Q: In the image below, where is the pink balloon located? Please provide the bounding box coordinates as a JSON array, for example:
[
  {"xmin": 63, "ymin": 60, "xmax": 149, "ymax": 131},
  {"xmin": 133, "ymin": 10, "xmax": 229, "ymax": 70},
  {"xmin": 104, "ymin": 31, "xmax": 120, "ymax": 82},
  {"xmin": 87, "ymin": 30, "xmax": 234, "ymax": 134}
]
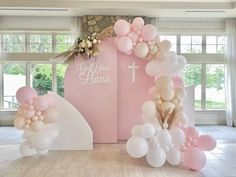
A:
[
  {"xmin": 184, "ymin": 127, "xmax": 199, "ymax": 139},
  {"xmin": 148, "ymin": 86, "xmax": 156, "ymax": 98},
  {"xmin": 141, "ymin": 24, "xmax": 157, "ymax": 41},
  {"xmin": 132, "ymin": 17, "xmax": 145, "ymax": 27},
  {"xmin": 117, "ymin": 36, "xmax": 133, "ymax": 53},
  {"xmin": 184, "ymin": 147, "xmax": 206, "ymax": 171},
  {"xmin": 114, "ymin": 37, "xmax": 118, "ymax": 45},
  {"xmin": 33, "ymin": 96, "xmax": 49, "ymax": 111},
  {"xmin": 16, "ymin": 86, "xmax": 38, "ymax": 104},
  {"xmin": 172, "ymin": 76, "xmax": 184, "ymax": 88},
  {"xmin": 197, "ymin": 135, "xmax": 216, "ymax": 151},
  {"xmin": 125, "ymin": 50, "xmax": 133, "ymax": 55},
  {"xmin": 114, "ymin": 19, "xmax": 131, "ymax": 36}
]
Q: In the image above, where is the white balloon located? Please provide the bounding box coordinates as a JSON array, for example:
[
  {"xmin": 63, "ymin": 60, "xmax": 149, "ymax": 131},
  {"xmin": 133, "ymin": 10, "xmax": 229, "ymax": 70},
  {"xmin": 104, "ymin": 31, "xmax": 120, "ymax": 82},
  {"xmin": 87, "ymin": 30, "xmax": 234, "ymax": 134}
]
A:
[
  {"xmin": 149, "ymin": 136, "xmax": 160, "ymax": 149},
  {"xmin": 131, "ymin": 125, "xmax": 141, "ymax": 136},
  {"xmin": 166, "ymin": 148, "xmax": 182, "ymax": 165},
  {"xmin": 175, "ymin": 55, "xmax": 187, "ymax": 73},
  {"xmin": 19, "ymin": 142, "xmax": 36, "ymax": 157},
  {"xmin": 156, "ymin": 76, "xmax": 173, "ymax": 90},
  {"xmin": 174, "ymin": 87, "xmax": 186, "ymax": 99},
  {"xmin": 162, "ymin": 55, "xmax": 177, "ymax": 74},
  {"xmin": 14, "ymin": 118, "xmax": 25, "ymax": 129},
  {"xmin": 140, "ymin": 123, "xmax": 155, "ymax": 139},
  {"xmin": 126, "ymin": 136, "xmax": 149, "ymax": 158},
  {"xmin": 160, "ymin": 88, "xmax": 174, "ymax": 101},
  {"xmin": 142, "ymin": 101, "xmax": 157, "ymax": 119},
  {"xmin": 146, "ymin": 147, "xmax": 166, "ymax": 167},
  {"xmin": 145, "ymin": 60, "xmax": 162, "ymax": 77},
  {"xmin": 158, "ymin": 130, "xmax": 172, "ymax": 146},
  {"xmin": 134, "ymin": 42, "xmax": 149, "ymax": 58},
  {"xmin": 31, "ymin": 121, "xmax": 44, "ymax": 132},
  {"xmin": 149, "ymin": 120, "xmax": 162, "ymax": 133},
  {"xmin": 31, "ymin": 131, "xmax": 53, "ymax": 151},
  {"xmin": 169, "ymin": 128, "xmax": 185, "ymax": 147}
]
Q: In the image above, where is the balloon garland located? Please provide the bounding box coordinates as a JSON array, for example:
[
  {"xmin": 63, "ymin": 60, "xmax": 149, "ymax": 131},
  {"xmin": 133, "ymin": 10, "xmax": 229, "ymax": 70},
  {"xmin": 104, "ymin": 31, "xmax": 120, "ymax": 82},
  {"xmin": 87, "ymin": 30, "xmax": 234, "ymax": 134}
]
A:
[
  {"xmin": 114, "ymin": 17, "xmax": 216, "ymax": 171},
  {"xmin": 14, "ymin": 87, "xmax": 59, "ymax": 156}
]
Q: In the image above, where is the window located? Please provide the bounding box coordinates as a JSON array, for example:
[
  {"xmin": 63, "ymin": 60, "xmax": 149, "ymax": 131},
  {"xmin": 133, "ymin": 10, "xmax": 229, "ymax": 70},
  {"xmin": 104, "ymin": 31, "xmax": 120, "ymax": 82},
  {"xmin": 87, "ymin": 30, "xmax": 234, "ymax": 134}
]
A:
[
  {"xmin": 183, "ymin": 64, "xmax": 202, "ymax": 109},
  {"xmin": 3, "ymin": 63, "xmax": 26, "ymax": 109},
  {"xmin": 183, "ymin": 63, "xmax": 226, "ymax": 110},
  {"xmin": 206, "ymin": 36, "xmax": 227, "ymax": 54},
  {"xmin": 56, "ymin": 64, "xmax": 67, "ymax": 97},
  {"xmin": 55, "ymin": 34, "xmax": 72, "ymax": 53},
  {"xmin": 160, "ymin": 35, "xmax": 177, "ymax": 52},
  {"xmin": 180, "ymin": 36, "xmax": 202, "ymax": 53},
  {"xmin": 206, "ymin": 64, "xmax": 226, "ymax": 109},
  {"xmin": 29, "ymin": 34, "xmax": 52, "ymax": 53},
  {"xmin": 2, "ymin": 34, "xmax": 25, "ymax": 52},
  {"xmin": 30, "ymin": 64, "xmax": 52, "ymax": 95}
]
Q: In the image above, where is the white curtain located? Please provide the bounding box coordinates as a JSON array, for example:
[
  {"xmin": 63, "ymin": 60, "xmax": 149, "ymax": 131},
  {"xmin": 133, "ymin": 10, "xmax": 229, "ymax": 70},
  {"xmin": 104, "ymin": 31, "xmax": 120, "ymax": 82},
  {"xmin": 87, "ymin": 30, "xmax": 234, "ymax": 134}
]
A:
[
  {"xmin": 225, "ymin": 19, "xmax": 236, "ymax": 126},
  {"xmin": 71, "ymin": 17, "xmax": 82, "ymax": 41}
]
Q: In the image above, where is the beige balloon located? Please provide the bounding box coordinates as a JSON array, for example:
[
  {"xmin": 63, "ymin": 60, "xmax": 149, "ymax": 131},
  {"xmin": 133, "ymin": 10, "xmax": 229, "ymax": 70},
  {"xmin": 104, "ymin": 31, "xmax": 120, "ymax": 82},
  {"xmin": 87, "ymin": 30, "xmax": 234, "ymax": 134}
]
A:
[
  {"xmin": 43, "ymin": 107, "xmax": 60, "ymax": 123},
  {"xmin": 31, "ymin": 121, "xmax": 44, "ymax": 132},
  {"xmin": 14, "ymin": 118, "xmax": 25, "ymax": 129}
]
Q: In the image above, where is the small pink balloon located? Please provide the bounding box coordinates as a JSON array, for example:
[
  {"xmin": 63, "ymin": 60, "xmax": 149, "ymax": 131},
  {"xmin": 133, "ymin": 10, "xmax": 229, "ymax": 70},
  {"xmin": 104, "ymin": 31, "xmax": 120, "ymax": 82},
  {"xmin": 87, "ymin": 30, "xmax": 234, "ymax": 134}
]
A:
[
  {"xmin": 132, "ymin": 17, "xmax": 145, "ymax": 27},
  {"xmin": 184, "ymin": 127, "xmax": 199, "ymax": 139},
  {"xmin": 16, "ymin": 86, "xmax": 38, "ymax": 104},
  {"xmin": 132, "ymin": 34, "xmax": 139, "ymax": 42},
  {"xmin": 141, "ymin": 24, "xmax": 157, "ymax": 41},
  {"xmin": 197, "ymin": 135, "xmax": 216, "ymax": 151},
  {"xmin": 184, "ymin": 147, "xmax": 206, "ymax": 171},
  {"xmin": 27, "ymin": 104, "xmax": 34, "ymax": 110},
  {"xmin": 172, "ymin": 76, "xmax": 184, "ymax": 88},
  {"xmin": 117, "ymin": 36, "xmax": 133, "ymax": 53},
  {"xmin": 33, "ymin": 96, "xmax": 49, "ymax": 111},
  {"xmin": 148, "ymin": 86, "xmax": 156, "ymax": 98},
  {"xmin": 114, "ymin": 19, "xmax": 131, "ymax": 36},
  {"xmin": 24, "ymin": 110, "xmax": 35, "ymax": 119}
]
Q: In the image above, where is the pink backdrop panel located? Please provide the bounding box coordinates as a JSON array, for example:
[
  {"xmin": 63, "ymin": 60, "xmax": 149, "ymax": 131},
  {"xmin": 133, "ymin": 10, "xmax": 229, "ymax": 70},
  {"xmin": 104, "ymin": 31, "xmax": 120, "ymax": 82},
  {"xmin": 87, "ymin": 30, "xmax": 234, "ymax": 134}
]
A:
[
  {"xmin": 64, "ymin": 38, "xmax": 118, "ymax": 143},
  {"xmin": 118, "ymin": 52, "xmax": 153, "ymax": 140}
]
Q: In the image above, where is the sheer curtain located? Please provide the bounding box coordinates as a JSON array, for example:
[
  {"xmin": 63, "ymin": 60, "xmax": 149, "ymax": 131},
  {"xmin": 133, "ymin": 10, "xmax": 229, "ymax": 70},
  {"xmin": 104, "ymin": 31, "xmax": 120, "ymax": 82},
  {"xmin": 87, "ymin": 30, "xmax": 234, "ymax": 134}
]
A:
[
  {"xmin": 225, "ymin": 19, "xmax": 236, "ymax": 126},
  {"xmin": 71, "ymin": 17, "xmax": 82, "ymax": 41}
]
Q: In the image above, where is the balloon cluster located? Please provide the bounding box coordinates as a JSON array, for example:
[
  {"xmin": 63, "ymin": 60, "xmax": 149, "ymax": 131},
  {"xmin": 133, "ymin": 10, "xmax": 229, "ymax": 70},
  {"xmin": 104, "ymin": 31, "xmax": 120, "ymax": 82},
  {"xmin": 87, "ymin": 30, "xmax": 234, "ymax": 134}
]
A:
[
  {"xmin": 119, "ymin": 17, "xmax": 217, "ymax": 171},
  {"xmin": 14, "ymin": 86, "xmax": 59, "ymax": 156},
  {"xmin": 182, "ymin": 127, "xmax": 216, "ymax": 170}
]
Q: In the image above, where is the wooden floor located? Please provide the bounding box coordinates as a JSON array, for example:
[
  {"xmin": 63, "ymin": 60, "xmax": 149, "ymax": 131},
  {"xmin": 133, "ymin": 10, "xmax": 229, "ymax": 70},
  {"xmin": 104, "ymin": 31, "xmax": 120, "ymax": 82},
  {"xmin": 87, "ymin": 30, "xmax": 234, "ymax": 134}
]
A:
[{"xmin": 1, "ymin": 143, "xmax": 236, "ymax": 177}]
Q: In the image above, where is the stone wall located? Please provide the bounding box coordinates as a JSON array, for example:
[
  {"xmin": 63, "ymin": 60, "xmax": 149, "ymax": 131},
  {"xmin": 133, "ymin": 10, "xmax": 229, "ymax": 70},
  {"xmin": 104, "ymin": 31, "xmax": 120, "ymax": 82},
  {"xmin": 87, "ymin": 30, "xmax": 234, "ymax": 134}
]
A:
[{"xmin": 81, "ymin": 15, "xmax": 147, "ymax": 35}]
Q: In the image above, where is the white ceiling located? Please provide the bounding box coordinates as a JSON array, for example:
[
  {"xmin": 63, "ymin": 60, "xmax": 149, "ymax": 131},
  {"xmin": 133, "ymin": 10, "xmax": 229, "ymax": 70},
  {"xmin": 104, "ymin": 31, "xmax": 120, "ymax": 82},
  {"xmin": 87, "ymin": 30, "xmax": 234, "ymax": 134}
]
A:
[{"xmin": 0, "ymin": 0, "xmax": 235, "ymax": 18}]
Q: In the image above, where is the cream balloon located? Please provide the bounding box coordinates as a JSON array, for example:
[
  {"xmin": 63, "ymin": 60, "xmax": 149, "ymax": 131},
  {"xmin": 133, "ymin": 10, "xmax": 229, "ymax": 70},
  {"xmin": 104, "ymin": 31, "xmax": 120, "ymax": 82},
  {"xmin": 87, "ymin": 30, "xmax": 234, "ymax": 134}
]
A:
[
  {"xmin": 174, "ymin": 87, "xmax": 186, "ymax": 99},
  {"xmin": 160, "ymin": 101, "xmax": 176, "ymax": 114},
  {"xmin": 160, "ymin": 40, "xmax": 172, "ymax": 52},
  {"xmin": 126, "ymin": 136, "xmax": 149, "ymax": 158},
  {"xmin": 43, "ymin": 107, "xmax": 59, "ymax": 123},
  {"xmin": 31, "ymin": 121, "xmax": 44, "ymax": 132},
  {"xmin": 134, "ymin": 42, "xmax": 149, "ymax": 58},
  {"xmin": 160, "ymin": 88, "xmax": 174, "ymax": 101},
  {"xmin": 156, "ymin": 76, "xmax": 173, "ymax": 90},
  {"xmin": 14, "ymin": 118, "xmax": 25, "ymax": 129}
]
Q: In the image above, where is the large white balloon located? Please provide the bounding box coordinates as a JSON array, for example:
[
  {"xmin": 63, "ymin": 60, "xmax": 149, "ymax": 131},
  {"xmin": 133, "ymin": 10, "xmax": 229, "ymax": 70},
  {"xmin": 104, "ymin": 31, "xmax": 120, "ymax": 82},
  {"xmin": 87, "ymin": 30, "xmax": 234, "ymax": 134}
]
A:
[
  {"xmin": 142, "ymin": 101, "xmax": 157, "ymax": 119},
  {"xmin": 158, "ymin": 130, "xmax": 172, "ymax": 146},
  {"xmin": 169, "ymin": 128, "xmax": 185, "ymax": 147},
  {"xmin": 134, "ymin": 42, "xmax": 149, "ymax": 58},
  {"xmin": 140, "ymin": 123, "xmax": 155, "ymax": 139},
  {"xmin": 166, "ymin": 148, "xmax": 182, "ymax": 165},
  {"xmin": 145, "ymin": 60, "xmax": 162, "ymax": 77},
  {"xmin": 131, "ymin": 125, "xmax": 141, "ymax": 136},
  {"xmin": 126, "ymin": 136, "xmax": 149, "ymax": 158},
  {"xmin": 19, "ymin": 142, "xmax": 36, "ymax": 157},
  {"xmin": 146, "ymin": 147, "xmax": 166, "ymax": 167},
  {"xmin": 31, "ymin": 131, "xmax": 53, "ymax": 151}
]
